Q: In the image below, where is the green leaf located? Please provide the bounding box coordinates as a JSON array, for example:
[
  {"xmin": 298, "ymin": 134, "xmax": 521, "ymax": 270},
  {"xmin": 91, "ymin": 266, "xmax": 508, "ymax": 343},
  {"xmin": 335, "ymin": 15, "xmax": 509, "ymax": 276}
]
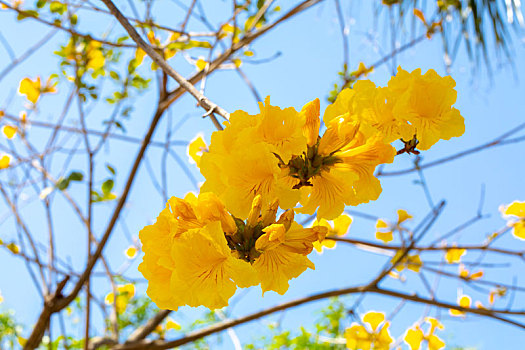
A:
[
  {"xmin": 106, "ymin": 164, "xmax": 116, "ymax": 175},
  {"xmin": 109, "ymin": 71, "xmax": 120, "ymax": 80},
  {"xmin": 68, "ymin": 171, "xmax": 83, "ymax": 182},
  {"xmin": 49, "ymin": 1, "xmax": 67, "ymax": 15},
  {"xmin": 101, "ymin": 179, "xmax": 114, "ymax": 195},
  {"xmin": 17, "ymin": 10, "xmax": 39, "ymax": 20},
  {"xmin": 56, "ymin": 178, "xmax": 70, "ymax": 191}
]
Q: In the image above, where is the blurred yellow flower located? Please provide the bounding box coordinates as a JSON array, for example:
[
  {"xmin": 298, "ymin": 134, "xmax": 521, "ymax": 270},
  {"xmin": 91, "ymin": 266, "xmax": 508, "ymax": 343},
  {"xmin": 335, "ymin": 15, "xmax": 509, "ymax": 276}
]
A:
[
  {"xmin": 0, "ymin": 154, "xmax": 11, "ymax": 169},
  {"xmin": 2, "ymin": 125, "xmax": 17, "ymax": 139},
  {"xmin": 19, "ymin": 76, "xmax": 57, "ymax": 104},
  {"xmin": 375, "ymin": 218, "xmax": 393, "ymax": 244},
  {"xmin": 501, "ymin": 201, "xmax": 525, "ymax": 240},
  {"xmin": 166, "ymin": 317, "xmax": 181, "ymax": 331},
  {"xmin": 125, "ymin": 246, "xmax": 137, "ymax": 259},
  {"xmin": 345, "ymin": 311, "xmax": 393, "ymax": 350},
  {"xmin": 312, "ymin": 214, "xmax": 352, "ymax": 252},
  {"xmin": 392, "ymin": 251, "xmax": 422, "ymax": 273},
  {"xmin": 449, "ymin": 294, "xmax": 471, "ymax": 316},
  {"xmin": 405, "ymin": 317, "xmax": 445, "ymax": 350},
  {"xmin": 444, "ymin": 245, "xmax": 466, "ymax": 264}
]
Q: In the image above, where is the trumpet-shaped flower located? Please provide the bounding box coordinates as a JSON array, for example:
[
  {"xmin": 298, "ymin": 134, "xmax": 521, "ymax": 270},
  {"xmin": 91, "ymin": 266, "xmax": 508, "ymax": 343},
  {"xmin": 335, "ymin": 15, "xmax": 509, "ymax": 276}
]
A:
[
  {"xmin": 388, "ymin": 67, "xmax": 465, "ymax": 150},
  {"xmin": 170, "ymin": 221, "xmax": 257, "ymax": 309}
]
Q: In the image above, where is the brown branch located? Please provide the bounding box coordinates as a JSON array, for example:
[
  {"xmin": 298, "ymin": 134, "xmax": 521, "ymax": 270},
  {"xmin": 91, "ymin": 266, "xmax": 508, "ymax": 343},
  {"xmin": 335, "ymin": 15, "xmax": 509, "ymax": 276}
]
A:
[
  {"xmin": 110, "ymin": 281, "xmax": 525, "ymax": 349},
  {"xmin": 100, "ymin": 0, "xmax": 230, "ymax": 121},
  {"xmin": 378, "ymin": 121, "xmax": 525, "ymax": 176}
]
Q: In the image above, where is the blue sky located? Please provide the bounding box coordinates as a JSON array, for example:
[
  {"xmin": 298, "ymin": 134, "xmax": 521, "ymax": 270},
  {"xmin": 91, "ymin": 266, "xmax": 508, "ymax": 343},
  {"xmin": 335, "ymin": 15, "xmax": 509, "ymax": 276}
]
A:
[{"xmin": 1, "ymin": 1, "xmax": 525, "ymax": 348}]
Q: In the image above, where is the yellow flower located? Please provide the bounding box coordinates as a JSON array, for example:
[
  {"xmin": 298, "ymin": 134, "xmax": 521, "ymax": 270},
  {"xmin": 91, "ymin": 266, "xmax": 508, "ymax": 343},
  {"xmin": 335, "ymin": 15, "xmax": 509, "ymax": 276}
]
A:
[
  {"xmin": 405, "ymin": 318, "xmax": 445, "ymax": 350},
  {"xmin": 139, "ymin": 192, "xmax": 325, "ymax": 309},
  {"xmin": 19, "ymin": 77, "xmax": 42, "ymax": 104},
  {"xmin": 166, "ymin": 317, "xmax": 181, "ymax": 331},
  {"xmin": 200, "ymin": 97, "xmax": 305, "ymax": 218},
  {"xmin": 501, "ymin": 201, "xmax": 525, "ymax": 240},
  {"xmin": 397, "ymin": 209, "xmax": 413, "ymax": 223},
  {"xmin": 2, "ymin": 125, "xmax": 17, "ymax": 139},
  {"xmin": 125, "ymin": 246, "xmax": 137, "ymax": 259},
  {"xmin": 449, "ymin": 294, "xmax": 471, "ymax": 316},
  {"xmin": 375, "ymin": 219, "xmax": 393, "ymax": 244},
  {"xmin": 405, "ymin": 326, "xmax": 424, "ymax": 350},
  {"xmin": 296, "ymin": 114, "xmax": 396, "ymax": 219},
  {"xmin": 170, "ymin": 221, "xmax": 257, "ymax": 309},
  {"xmin": 18, "ymin": 76, "xmax": 57, "ymax": 104},
  {"xmin": 345, "ymin": 311, "xmax": 393, "ymax": 350},
  {"xmin": 105, "ymin": 284, "xmax": 136, "ymax": 313},
  {"xmin": 135, "ymin": 48, "xmax": 146, "ymax": 66},
  {"xmin": 195, "ymin": 57, "xmax": 208, "ymax": 71},
  {"xmin": 7, "ymin": 242, "xmax": 20, "ymax": 254},
  {"xmin": 388, "ymin": 67, "xmax": 465, "ymax": 150},
  {"xmin": 392, "ymin": 251, "xmax": 422, "ymax": 273},
  {"xmin": 444, "ymin": 245, "xmax": 466, "ymax": 264},
  {"xmin": 0, "ymin": 154, "xmax": 11, "ymax": 169},
  {"xmin": 312, "ymin": 214, "xmax": 352, "ymax": 252},
  {"xmin": 300, "ymin": 98, "xmax": 321, "ymax": 147},
  {"xmin": 254, "ymin": 219, "xmax": 326, "ymax": 295},
  {"xmin": 323, "ymin": 87, "xmax": 356, "ymax": 126},
  {"xmin": 86, "ymin": 41, "xmax": 105, "ymax": 70},
  {"xmin": 352, "ymin": 80, "xmax": 414, "ymax": 143}
]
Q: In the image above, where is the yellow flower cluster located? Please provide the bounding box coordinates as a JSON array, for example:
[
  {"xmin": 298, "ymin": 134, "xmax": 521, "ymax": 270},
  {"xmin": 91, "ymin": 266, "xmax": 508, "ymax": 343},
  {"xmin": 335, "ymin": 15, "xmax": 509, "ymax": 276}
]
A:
[
  {"xmin": 139, "ymin": 192, "xmax": 327, "ymax": 310},
  {"xmin": 344, "ymin": 311, "xmax": 393, "ymax": 350},
  {"xmin": 200, "ymin": 67, "xmax": 464, "ymax": 220},
  {"xmin": 140, "ymin": 67, "xmax": 465, "ymax": 310}
]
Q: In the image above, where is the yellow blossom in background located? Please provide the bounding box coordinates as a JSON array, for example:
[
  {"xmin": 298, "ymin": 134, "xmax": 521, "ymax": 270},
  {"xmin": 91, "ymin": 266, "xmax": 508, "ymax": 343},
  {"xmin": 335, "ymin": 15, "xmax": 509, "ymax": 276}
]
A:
[
  {"xmin": 375, "ymin": 219, "xmax": 393, "ymax": 244},
  {"xmin": 135, "ymin": 48, "xmax": 146, "ymax": 66},
  {"xmin": 85, "ymin": 41, "xmax": 105, "ymax": 70},
  {"xmin": 449, "ymin": 294, "xmax": 471, "ymax": 316},
  {"xmin": 125, "ymin": 246, "xmax": 137, "ymax": 259},
  {"xmin": 18, "ymin": 76, "xmax": 57, "ymax": 104},
  {"xmin": 0, "ymin": 290, "xmax": 3, "ymax": 304},
  {"xmin": 397, "ymin": 209, "xmax": 413, "ymax": 223},
  {"xmin": 312, "ymin": 214, "xmax": 352, "ymax": 252},
  {"xmin": 500, "ymin": 201, "xmax": 525, "ymax": 240},
  {"xmin": 2, "ymin": 125, "xmax": 17, "ymax": 139},
  {"xmin": 387, "ymin": 67, "xmax": 465, "ymax": 150},
  {"xmin": 405, "ymin": 317, "xmax": 445, "ymax": 350},
  {"xmin": 7, "ymin": 242, "xmax": 20, "ymax": 254},
  {"xmin": 19, "ymin": 77, "xmax": 42, "ymax": 104},
  {"xmin": 444, "ymin": 245, "xmax": 466, "ymax": 264},
  {"xmin": 105, "ymin": 284, "xmax": 135, "ymax": 313},
  {"xmin": 165, "ymin": 317, "xmax": 181, "ymax": 331},
  {"xmin": 392, "ymin": 251, "xmax": 422, "ymax": 273},
  {"xmin": 345, "ymin": 311, "xmax": 393, "ymax": 350},
  {"xmin": 187, "ymin": 134, "xmax": 208, "ymax": 166},
  {"xmin": 0, "ymin": 154, "xmax": 11, "ymax": 169},
  {"xmin": 459, "ymin": 264, "xmax": 483, "ymax": 280},
  {"xmin": 195, "ymin": 57, "xmax": 208, "ymax": 71}
]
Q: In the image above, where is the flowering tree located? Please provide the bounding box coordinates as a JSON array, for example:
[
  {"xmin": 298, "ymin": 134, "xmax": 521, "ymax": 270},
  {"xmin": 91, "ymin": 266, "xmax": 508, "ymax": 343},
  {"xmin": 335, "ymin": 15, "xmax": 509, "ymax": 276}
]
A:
[{"xmin": 0, "ymin": 1, "xmax": 524, "ymax": 349}]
